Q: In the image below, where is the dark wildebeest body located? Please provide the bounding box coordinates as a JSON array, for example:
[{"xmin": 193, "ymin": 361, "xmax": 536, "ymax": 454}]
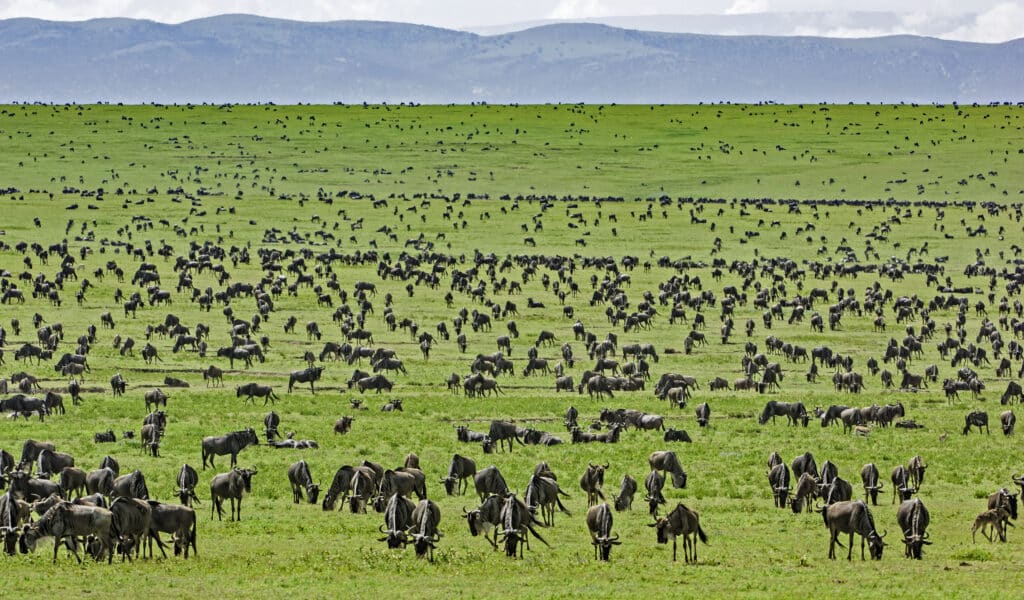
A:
[
  {"xmin": 649, "ymin": 450, "xmax": 687, "ymax": 489},
  {"xmin": 236, "ymin": 383, "xmax": 279, "ymax": 405},
  {"xmin": 586, "ymin": 502, "xmax": 621, "ymax": 561},
  {"xmin": 896, "ymin": 498, "xmax": 931, "ymax": 559},
  {"xmin": 287, "ymin": 460, "xmax": 320, "ymax": 504},
  {"xmin": 823, "ymin": 500, "xmax": 886, "ymax": 560},
  {"xmin": 288, "ymin": 366, "xmax": 324, "ymax": 393},
  {"xmin": 473, "ymin": 465, "xmax": 509, "ymax": 501},
  {"xmin": 650, "ymin": 503, "xmax": 707, "ymax": 563},
  {"xmin": 442, "ymin": 454, "xmax": 477, "ymax": 496},
  {"xmin": 210, "ymin": 467, "xmax": 257, "ymax": 521},
  {"xmin": 176, "ymin": 464, "xmax": 200, "ymax": 507},
  {"xmin": 201, "ymin": 428, "xmax": 258, "ymax": 469}
]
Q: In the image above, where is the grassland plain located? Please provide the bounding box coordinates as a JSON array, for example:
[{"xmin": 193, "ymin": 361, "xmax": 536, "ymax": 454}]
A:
[{"xmin": 0, "ymin": 104, "xmax": 1022, "ymax": 598}]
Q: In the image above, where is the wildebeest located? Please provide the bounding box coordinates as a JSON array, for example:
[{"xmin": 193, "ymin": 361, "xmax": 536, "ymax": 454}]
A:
[
  {"xmin": 407, "ymin": 499, "xmax": 443, "ymax": 561},
  {"xmin": 202, "ymin": 365, "xmax": 224, "ymax": 387},
  {"xmin": 488, "ymin": 420, "xmax": 522, "ymax": 453},
  {"xmin": 176, "ymin": 464, "xmax": 200, "ymax": 507},
  {"xmin": 7, "ymin": 470, "xmax": 62, "ymax": 502},
  {"xmin": 210, "ymin": 467, "xmax": 257, "ymax": 521},
  {"xmin": 333, "ymin": 416, "xmax": 354, "ymax": 435},
  {"xmin": 790, "ymin": 472, "xmax": 818, "ymax": 514},
  {"xmin": 441, "ymin": 454, "xmax": 477, "ymax": 496},
  {"xmin": 111, "ymin": 469, "xmax": 149, "ymax": 500},
  {"xmin": 650, "ymin": 503, "xmax": 707, "ymax": 563},
  {"xmin": 37, "ymin": 448, "xmax": 75, "ymax": 479},
  {"xmin": 497, "ymin": 493, "xmax": 548, "ymax": 558},
  {"xmin": 85, "ymin": 467, "xmax": 116, "ymax": 497},
  {"xmin": 986, "ymin": 487, "xmax": 1018, "ymax": 542},
  {"xmin": 525, "ymin": 474, "xmax": 571, "ymax": 526},
  {"xmin": 19, "ymin": 501, "xmax": 114, "ymax": 563},
  {"xmin": 474, "ymin": 465, "xmax": 509, "ymax": 501},
  {"xmin": 147, "ymin": 501, "xmax": 197, "ymax": 558},
  {"xmin": 287, "ymin": 460, "xmax": 320, "ymax": 505},
  {"xmin": 823, "ymin": 500, "xmax": 886, "ymax": 560},
  {"xmin": 768, "ymin": 463, "xmax": 791, "ymax": 509},
  {"xmin": 973, "ymin": 507, "xmax": 1012, "ymax": 543},
  {"xmin": 963, "ymin": 410, "xmax": 989, "ymax": 435},
  {"xmin": 860, "ymin": 463, "xmax": 883, "ymax": 505},
  {"xmin": 464, "ymin": 494, "xmax": 503, "ymax": 550},
  {"xmin": 201, "ymin": 428, "xmax": 259, "ymax": 470},
  {"xmin": 59, "ymin": 466, "xmax": 87, "ymax": 499},
  {"xmin": 109, "ymin": 496, "xmax": 152, "ymax": 560},
  {"xmin": 144, "ymin": 388, "xmax": 168, "ymax": 412},
  {"xmin": 110, "ymin": 373, "xmax": 127, "ymax": 396},
  {"xmin": 649, "ymin": 450, "xmax": 687, "ymax": 489},
  {"xmin": 1002, "ymin": 410, "xmax": 1016, "ymax": 436},
  {"xmin": 695, "ymin": 402, "xmax": 710, "ymax": 427},
  {"xmin": 586, "ymin": 502, "xmax": 621, "ymax": 561},
  {"xmin": 377, "ymin": 492, "xmax": 416, "ymax": 548},
  {"xmin": 356, "ymin": 374, "xmax": 394, "ymax": 394},
  {"xmin": 644, "ymin": 469, "xmax": 667, "ymax": 516},
  {"xmin": 288, "ymin": 366, "xmax": 325, "ymax": 393},
  {"xmin": 758, "ymin": 400, "xmax": 808, "ymax": 426},
  {"xmin": 652, "ymin": 422, "xmax": 688, "ymax": 441},
  {"xmin": 321, "ymin": 466, "xmax": 356, "ymax": 511},
  {"xmin": 896, "ymin": 498, "xmax": 931, "ymax": 559},
  {"xmin": 236, "ymin": 383, "xmax": 279, "ymax": 405},
  {"xmin": 906, "ymin": 455, "xmax": 927, "ymax": 491},
  {"xmin": 580, "ymin": 463, "xmax": 608, "ymax": 507},
  {"xmin": 613, "ymin": 473, "xmax": 637, "ymax": 512}
]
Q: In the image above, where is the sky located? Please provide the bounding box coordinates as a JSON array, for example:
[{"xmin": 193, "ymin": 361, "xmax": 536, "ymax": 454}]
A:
[{"xmin": 0, "ymin": 0, "xmax": 1021, "ymax": 42}]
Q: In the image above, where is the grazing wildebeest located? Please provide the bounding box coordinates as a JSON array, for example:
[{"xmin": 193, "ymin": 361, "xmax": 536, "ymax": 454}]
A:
[
  {"xmin": 37, "ymin": 449, "xmax": 75, "ymax": 479},
  {"xmin": 321, "ymin": 466, "xmax": 357, "ymax": 511},
  {"xmin": 348, "ymin": 465, "xmax": 380, "ymax": 514},
  {"xmin": 109, "ymin": 496, "xmax": 152, "ymax": 561},
  {"xmin": 580, "ymin": 463, "xmax": 608, "ymax": 507},
  {"xmin": 235, "ymin": 382, "xmax": 279, "ymax": 405},
  {"xmin": 498, "ymin": 493, "xmax": 548, "ymax": 558},
  {"xmin": 963, "ymin": 410, "xmax": 989, "ymax": 435},
  {"xmin": 586, "ymin": 502, "xmax": 621, "ymax": 561},
  {"xmin": 649, "ymin": 503, "xmax": 707, "ymax": 563},
  {"xmin": 7, "ymin": 471, "xmax": 61, "ymax": 502},
  {"xmin": 201, "ymin": 428, "xmax": 259, "ymax": 470},
  {"xmin": 1002, "ymin": 410, "xmax": 1016, "ymax": 435},
  {"xmin": 791, "ymin": 452, "xmax": 819, "ymax": 481},
  {"xmin": 897, "ymin": 498, "xmax": 931, "ymax": 559},
  {"xmin": 176, "ymin": 464, "xmax": 200, "ymax": 507},
  {"xmin": 288, "ymin": 366, "xmax": 325, "ymax": 393},
  {"xmin": 488, "ymin": 420, "xmax": 523, "ymax": 453},
  {"xmin": 790, "ymin": 472, "xmax": 818, "ymax": 514},
  {"xmin": 356, "ymin": 374, "xmax": 394, "ymax": 394},
  {"xmin": 758, "ymin": 400, "xmax": 808, "ymax": 426},
  {"xmin": 891, "ymin": 466, "xmax": 916, "ymax": 504},
  {"xmin": 110, "ymin": 373, "xmax": 127, "ymax": 397},
  {"xmin": 823, "ymin": 500, "xmax": 886, "ymax": 560},
  {"xmin": 377, "ymin": 492, "xmax": 416, "ymax": 548},
  {"xmin": 613, "ymin": 473, "xmax": 637, "ymax": 512},
  {"xmin": 147, "ymin": 501, "xmax": 197, "ymax": 559},
  {"xmin": 860, "ymin": 463, "xmax": 883, "ymax": 505},
  {"xmin": 464, "ymin": 494, "xmax": 503, "ymax": 550},
  {"xmin": 19, "ymin": 501, "xmax": 114, "ymax": 563},
  {"xmin": 210, "ymin": 467, "xmax": 257, "ymax": 521},
  {"xmin": 525, "ymin": 474, "xmax": 571, "ymax": 527},
  {"xmin": 644, "ymin": 469, "xmax": 667, "ymax": 516},
  {"xmin": 441, "ymin": 454, "xmax": 477, "ymax": 496},
  {"xmin": 695, "ymin": 402, "xmax": 710, "ymax": 427},
  {"xmin": 474, "ymin": 465, "xmax": 509, "ymax": 501},
  {"xmin": 85, "ymin": 467, "xmax": 116, "ymax": 497},
  {"xmin": 264, "ymin": 411, "xmax": 281, "ymax": 442},
  {"xmin": 287, "ymin": 460, "xmax": 320, "ymax": 505},
  {"xmin": 649, "ymin": 450, "xmax": 687, "ymax": 489},
  {"xmin": 768, "ymin": 463, "xmax": 791, "ymax": 509}
]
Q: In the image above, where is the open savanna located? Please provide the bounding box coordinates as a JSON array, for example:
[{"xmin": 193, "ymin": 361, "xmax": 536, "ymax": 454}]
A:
[{"xmin": 0, "ymin": 104, "xmax": 1022, "ymax": 598}]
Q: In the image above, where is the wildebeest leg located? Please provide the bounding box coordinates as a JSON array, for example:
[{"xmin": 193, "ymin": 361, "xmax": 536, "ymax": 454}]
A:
[
  {"xmin": 672, "ymin": 536, "xmax": 677, "ymax": 562},
  {"xmin": 149, "ymin": 531, "xmax": 169, "ymax": 559},
  {"xmin": 848, "ymin": 531, "xmax": 855, "ymax": 560}
]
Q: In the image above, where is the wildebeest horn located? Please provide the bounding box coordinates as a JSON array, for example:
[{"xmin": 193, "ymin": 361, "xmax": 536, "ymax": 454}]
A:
[
  {"xmin": 880, "ymin": 529, "xmax": 888, "ymax": 539},
  {"xmin": 462, "ymin": 506, "xmax": 469, "ymax": 515},
  {"xmin": 603, "ymin": 462, "xmax": 610, "ymax": 469},
  {"xmin": 589, "ymin": 462, "xmax": 596, "ymax": 469},
  {"xmin": 378, "ymin": 524, "xmax": 387, "ymax": 533}
]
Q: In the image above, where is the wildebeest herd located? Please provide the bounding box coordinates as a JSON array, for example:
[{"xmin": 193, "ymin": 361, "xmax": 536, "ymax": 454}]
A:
[{"xmin": 0, "ymin": 109, "xmax": 1023, "ymax": 585}]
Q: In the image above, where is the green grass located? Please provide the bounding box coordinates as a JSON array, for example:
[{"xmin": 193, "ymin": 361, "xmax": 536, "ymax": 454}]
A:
[{"xmin": 0, "ymin": 103, "xmax": 1023, "ymax": 598}]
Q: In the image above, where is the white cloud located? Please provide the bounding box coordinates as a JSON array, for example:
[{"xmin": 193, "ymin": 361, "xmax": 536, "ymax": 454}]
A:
[
  {"xmin": 725, "ymin": 0, "xmax": 769, "ymax": 15},
  {"xmin": 942, "ymin": 2, "xmax": 1024, "ymax": 42},
  {"xmin": 548, "ymin": 0, "xmax": 614, "ymax": 20}
]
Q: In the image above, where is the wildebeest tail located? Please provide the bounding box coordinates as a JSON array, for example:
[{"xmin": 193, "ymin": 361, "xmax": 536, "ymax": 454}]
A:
[
  {"xmin": 697, "ymin": 524, "xmax": 708, "ymax": 544},
  {"xmin": 526, "ymin": 523, "xmax": 550, "ymax": 547},
  {"xmin": 556, "ymin": 497, "xmax": 571, "ymax": 515}
]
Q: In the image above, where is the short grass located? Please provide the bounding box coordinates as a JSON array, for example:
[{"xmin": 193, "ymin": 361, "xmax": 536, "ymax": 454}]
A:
[{"xmin": 0, "ymin": 104, "xmax": 1022, "ymax": 598}]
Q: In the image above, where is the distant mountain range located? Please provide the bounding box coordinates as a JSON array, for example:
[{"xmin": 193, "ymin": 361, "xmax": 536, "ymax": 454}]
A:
[{"xmin": 0, "ymin": 15, "xmax": 1021, "ymax": 103}]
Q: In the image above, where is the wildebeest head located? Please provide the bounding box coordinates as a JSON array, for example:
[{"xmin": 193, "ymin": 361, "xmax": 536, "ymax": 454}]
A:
[
  {"xmin": 902, "ymin": 530, "xmax": 931, "ymax": 559},
  {"xmin": 378, "ymin": 523, "xmax": 408, "ymax": 548},
  {"xmin": 649, "ymin": 517, "xmax": 671, "ymax": 545},
  {"xmin": 867, "ymin": 530, "xmax": 887, "ymax": 560},
  {"xmin": 593, "ymin": 532, "xmax": 621, "ymax": 561}
]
